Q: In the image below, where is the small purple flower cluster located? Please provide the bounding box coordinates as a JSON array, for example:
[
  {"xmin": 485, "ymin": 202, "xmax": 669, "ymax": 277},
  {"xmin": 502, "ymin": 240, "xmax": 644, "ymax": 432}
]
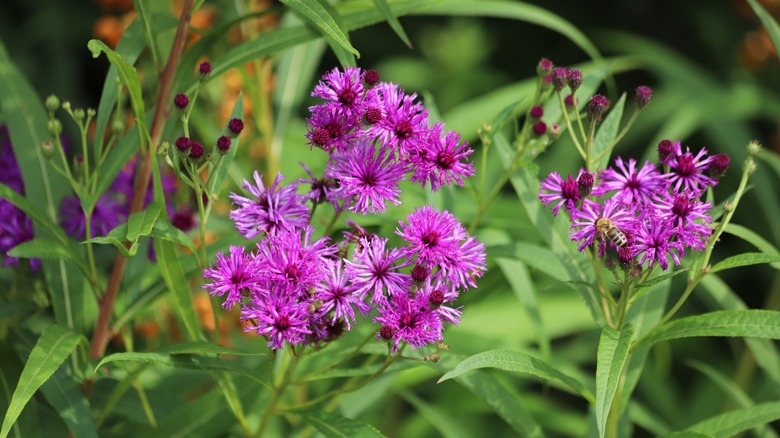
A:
[
  {"xmin": 306, "ymin": 67, "xmax": 475, "ymax": 213},
  {"xmin": 204, "ymin": 68, "xmax": 486, "ymax": 352},
  {"xmin": 0, "ymin": 127, "xmax": 39, "ymax": 269},
  {"xmin": 539, "ymin": 140, "xmax": 730, "ymax": 270}
]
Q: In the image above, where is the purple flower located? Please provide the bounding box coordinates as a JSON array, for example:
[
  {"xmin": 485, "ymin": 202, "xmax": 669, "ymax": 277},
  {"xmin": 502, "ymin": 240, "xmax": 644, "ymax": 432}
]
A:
[
  {"xmin": 409, "ymin": 123, "xmax": 475, "ymax": 191},
  {"xmin": 652, "ymin": 192, "xmax": 712, "ymax": 250},
  {"xmin": 374, "ymin": 289, "xmax": 443, "ymax": 354},
  {"xmin": 242, "ymin": 293, "xmax": 312, "ymax": 350},
  {"xmin": 570, "ymin": 197, "xmax": 638, "ymax": 255},
  {"xmin": 59, "ymin": 195, "xmax": 125, "ymax": 239},
  {"xmin": 203, "ymin": 245, "xmax": 262, "ymax": 309},
  {"xmin": 440, "ymin": 235, "xmax": 487, "ymax": 290},
  {"xmin": 305, "ymin": 107, "xmax": 358, "ymax": 152},
  {"xmin": 363, "ymin": 82, "xmax": 430, "ymax": 156},
  {"xmin": 425, "ymin": 280, "xmax": 463, "ymax": 325},
  {"xmin": 593, "ymin": 157, "xmax": 666, "ymax": 206},
  {"xmin": 539, "ymin": 171, "xmax": 582, "ymax": 216},
  {"xmin": 664, "ymin": 142, "xmax": 717, "ymax": 196},
  {"xmin": 229, "ymin": 171, "xmax": 310, "ymax": 238},
  {"xmin": 632, "ymin": 218, "xmax": 684, "ymax": 270},
  {"xmin": 396, "ymin": 206, "xmax": 465, "ymax": 268},
  {"xmin": 325, "ymin": 142, "xmax": 406, "ymax": 215},
  {"xmin": 315, "ymin": 260, "xmax": 369, "ymax": 330},
  {"xmin": 0, "ymin": 132, "xmax": 39, "ymax": 269},
  {"xmin": 298, "ymin": 162, "xmax": 340, "ymax": 210},
  {"xmin": 345, "ymin": 236, "xmax": 410, "ymax": 303},
  {"xmin": 312, "ymin": 66, "xmax": 376, "ymax": 123}
]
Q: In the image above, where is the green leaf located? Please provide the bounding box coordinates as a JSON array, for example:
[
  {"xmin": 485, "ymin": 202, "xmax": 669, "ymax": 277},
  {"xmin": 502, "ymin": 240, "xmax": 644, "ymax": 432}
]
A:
[
  {"xmin": 595, "ymin": 326, "xmax": 634, "ymax": 438},
  {"xmin": 637, "ymin": 310, "xmax": 780, "ymax": 348},
  {"xmin": 0, "ymin": 325, "xmax": 83, "ymax": 438},
  {"xmin": 635, "ymin": 268, "xmax": 689, "ymax": 289},
  {"xmin": 150, "ymin": 221, "xmax": 197, "ymax": 255},
  {"xmin": 439, "ymin": 349, "xmax": 595, "ymax": 403},
  {"xmin": 747, "ymin": 0, "xmax": 780, "ymax": 62},
  {"xmin": 722, "ymin": 223, "xmax": 780, "ymax": 270},
  {"xmin": 39, "ymin": 368, "xmax": 99, "ymax": 438},
  {"xmin": 497, "ymin": 258, "xmax": 550, "ymax": 359},
  {"xmin": 298, "ymin": 409, "xmax": 385, "ymax": 438},
  {"xmin": 710, "ymin": 252, "xmax": 780, "ymax": 273},
  {"xmin": 400, "ymin": 391, "xmax": 468, "ymax": 438},
  {"xmin": 126, "ymin": 201, "xmax": 161, "ymax": 242},
  {"xmin": 154, "ymin": 341, "xmax": 262, "ymax": 356},
  {"xmin": 591, "ymin": 93, "xmax": 626, "ymax": 170},
  {"xmin": 153, "ymin": 239, "xmax": 203, "ymax": 341},
  {"xmin": 279, "ymin": 0, "xmax": 360, "ymax": 57},
  {"xmin": 95, "ymin": 352, "xmax": 268, "ymax": 387},
  {"xmin": 131, "ymin": 0, "xmax": 160, "ymax": 68},
  {"xmin": 8, "ymin": 238, "xmax": 89, "ymax": 273},
  {"xmin": 208, "ymin": 94, "xmax": 244, "ymax": 197},
  {"xmin": 758, "ymin": 149, "xmax": 780, "ymax": 180},
  {"xmin": 372, "ymin": 0, "xmax": 412, "ymax": 48},
  {"xmin": 684, "ymin": 401, "xmax": 780, "ymax": 438}
]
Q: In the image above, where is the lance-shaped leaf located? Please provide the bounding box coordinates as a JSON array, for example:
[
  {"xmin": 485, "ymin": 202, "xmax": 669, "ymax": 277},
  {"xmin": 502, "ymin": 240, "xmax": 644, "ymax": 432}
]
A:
[
  {"xmin": 595, "ymin": 326, "xmax": 634, "ymax": 438},
  {"xmin": 279, "ymin": 0, "xmax": 359, "ymax": 57},
  {"xmin": 636, "ymin": 310, "xmax": 780, "ymax": 348}
]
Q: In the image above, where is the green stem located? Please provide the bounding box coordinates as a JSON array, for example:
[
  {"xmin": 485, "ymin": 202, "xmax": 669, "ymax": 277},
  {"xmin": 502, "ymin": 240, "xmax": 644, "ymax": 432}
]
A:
[
  {"xmin": 557, "ymin": 93, "xmax": 586, "ymax": 160},
  {"xmin": 257, "ymin": 347, "xmax": 299, "ymax": 437}
]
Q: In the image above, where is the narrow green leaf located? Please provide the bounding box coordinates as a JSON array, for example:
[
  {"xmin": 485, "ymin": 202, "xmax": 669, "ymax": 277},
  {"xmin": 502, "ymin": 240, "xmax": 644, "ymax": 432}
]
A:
[
  {"xmin": 131, "ymin": 0, "xmax": 160, "ymax": 68},
  {"xmin": 208, "ymin": 95, "xmax": 244, "ymax": 197},
  {"xmin": 497, "ymin": 258, "xmax": 550, "ymax": 360},
  {"xmin": 595, "ymin": 325, "xmax": 634, "ymax": 438},
  {"xmin": 685, "ymin": 401, "xmax": 780, "ymax": 438},
  {"xmin": 758, "ymin": 149, "xmax": 780, "ymax": 180},
  {"xmin": 0, "ymin": 325, "xmax": 83, "ymax": 438},
  {"xmin": 126, "ymin": 201, "xmax": 161, "ymax": 242},
  {"xmin": 635, "ymin": 268, "xmax": 689, "ymax": 289},
  {"xmin": 747, "ymin": 0, "xmax": 780, "ymax": 62},
  {"xmin": 400, "ymin": 391, "xmax": 468, "ymax": 438},
  {"xmin": 39, "ymin": 368, "xmax": 99, "ymax": 438},
  {"xmin": 299, "ymin": 409, "xmax": 385, "ymax": 438},
  {"xmin": 686, "ymin": 361, "xmax": 754, "ymax": 409},
  {"xmin": 510, "ymin": 242, "xmax": 568, "ymax": 281},
  {"xmin": 372, "ymin": 0, "xmax": 412, "ymax": 48},
  {"xmin": 149, "ymin": 220, "xmax": 197, "ymax": 255},
  {"xmin": 279, "ymin": 0, "xmax": 360, "ymax": 57},
  {"xmin": 723, "ymin": 223, "xmax": 780, "ymax": 269},
  {"xmin": 637, "ymin": 310, "xmax": 780, "ymax": 348},
  {"xmin": 87, "ymin": 40, "xmax": 146, "ymax": 129},
  {"xmin": 710, "ymin": 252, "xmax": 780, "ymax": 273},
  {"xmin": 591, "ymin": 93, "xmax": 626, "ymax": 170},
  {"xmin": 95, "ymin": 352, "xmax": 268, "ymax": 387},
  {"xmin": 153, "ymin": 239, "xmax": 203, "ymax": 341},
  {"xmin": 8, "ymin": 239, "xmax": 89, "ymax": 274},
  {"xmin": 438, "ymin": 349, "xmax": 595, "ymax": 403},
  {"xmin": 155, "ymin": 341, "xmax": 262, "ymax": 356}
]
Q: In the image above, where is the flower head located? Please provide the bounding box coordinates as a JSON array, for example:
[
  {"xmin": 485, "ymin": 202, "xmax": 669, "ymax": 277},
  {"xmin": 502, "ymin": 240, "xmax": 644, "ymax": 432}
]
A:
[
  {"xmin": 397, "ymin": 206, "xmax": 465, "ymax": 267},
  {"xmin": 242, "ymin": 293, "xmax": 312, "ymax": 350},
  {"xmin": 204, "ymin": 245, "xmax": 262, "ymax": 309},
  {"xmin": 539, "ymin": 171, "xmax": 581, "ymax": 216},
  {"xmin": 664, "ymin": 143, "xmax": 717, "ymax": 195},
  {"xmin": 632, "ymin": 218, "xmax": 684, "ymax": 270},
  {"xmin": 229, "ymin": 172, "xmax": 310, "ymax": 238},
  {"xmin": 652, "ymin": 192, "xmax": 712, "ymax": 250},
  {"xmin": 374, "ymin": 289, "xmax": 443, "ymax": 354},
  {"xmin": 570, "ymin": 197, "xmax": 637, "ymax": 255},
  {"xmin": 315, "ymin": 260, "xmax": 370, "ymax": 330},
  {"xmin": 344, "ymin": 236, "xmax": 410, "ymax": 303},
  {"xmin": 408, "ymin": 123, "xmax": 474, "ymax": 191},
  {"xmin": 363, "ymin": 82, "xmax": 430, "ymax": 156},
  {"xmin": 593, "ymin": 157, "xmax": 666, "ymax": 206}
]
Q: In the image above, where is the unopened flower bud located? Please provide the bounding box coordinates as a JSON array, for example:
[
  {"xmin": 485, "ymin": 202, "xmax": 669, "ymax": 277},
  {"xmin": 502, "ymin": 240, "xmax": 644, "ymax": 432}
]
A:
[
  {"xmin": 364, "ymin": 107, "xmax": 382, "ymax": 124},
  {"xmin": 364, "ymin": 69, "xmax": 380, "ymax": 87},
  {"xmin": 45, "ymin": 95, "xmax": 60, "ymax": 112},
  {"xmin": 578, "ymin": 171, "xmax": 594, "ymax": 197},
  {"xmin": 567, "ymin": 68, "xmax": 582, "ymax": 92},
  {"xmin": 530, "ymin": 105, "xmax": 544, "ymax": 119},
  {"xmin": 424, "ymin": 354, "xmax": 441, "ymax": 363},
  {"xmin": 174, "ymin": 93, "xmax": 189, "ymax": 110},
  {"xmin": 73, "ymin": 108, "xmax": 85, "ymax": 121},
  {"xmin": 41, "ymin": 140, "xmax": 55, "ymax": 159},
  {"xmin": 564, "ymin": 94, "xmax": 575, "ymax": 108},
  {"xmin": 175, "ymin": 136, "xmax": 191, "ymax": 152},
  {"xmin": 747, "ymin": 160, "xmax": 758, "ymax": 175},
  {"xmin": 548, "ymin": 124, "xmax": 561, "ymax": 139},
  {"xmin": 617, "ymin": 246, "xmax": 634, "ymax": 269},
  {"xmin": 216, "ymin": 135, "xmax": 231, "ymax": 154},
  {"xmin": 537, "ymin": 58, "xmax": 554, "ymax": 76},
  {"xmin": 604, "ymin": 257, "xmax": 616, "ymax": 271},
  {"xmin": 635, "ymin": 85, "xmax": 653, "ymax": 110},
  {"xmin": 111, "ymin": 120, "xmax": 125, "ymax": 135},
  {"xmin": 707, "ymin": 153, "xmax": 730, "ymax": 179},
  {"xmin": 747, "ymin": 140, "xmax": 762, "ymax": 157},
  {"xmin": 158, "ymin": 141, "xmax": 170, "ymax": 156},
  {"xmin": 411, "ymin": 265, "xmax": 429, "ymax": 283},
  {"xmin": 227, "ymin": 118, "xmax": 244, "ymax": 138},
  {"xmin": 47, "ymin": 119, "xmax": 62, "ymax": 136},
  {"xmin": 62, "ymin": 101, "xmax": 71, "ymax": 111},
  {"xmin": 189, "ymin": 141, "xmax": 204, "ymax": 160},
  {"xmin": 197, "ymin": 61, "xmax": 212, "ymax": 80},
  {"xmin": 551, "ymin": 67, "xmax": 568, "ymax": 91},
  {"xmin": 587, "ymin": 94, "xmax": 610, "ymax": 123},
  {"xmin": 541, "ymin": 75, "xmax": 553, "ymax": 90},
  {"xmin": 628, "ymin": 264, "xmax": 642, "ymax": 278},
  {"xmin": 429, "ymin": 289, "xmax": 445, "ymax": 309},
  {"xmin": 379, "ymin": 325, "xmax": 395, "ymax": 341},
  {"xmin": 658, "ymin": 139, "xmax": 675, "ymax": 164},
  {"xmin": 532, "ymin": 121, "xmax": 547, "ymax": 136},
  {"xmin": 722, "ymin": 200, "xmax": 734, "ymax": 213},
  {"xmin": 87, "ymin": 108, "xmax": 96, "ymax": 118}
]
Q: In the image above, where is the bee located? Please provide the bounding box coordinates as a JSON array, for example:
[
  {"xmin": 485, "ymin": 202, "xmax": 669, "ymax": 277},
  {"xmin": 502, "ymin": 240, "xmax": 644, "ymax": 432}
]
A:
[{"xmin": 595, "ymin": 217, "xmax": 628, "ymax": 248}]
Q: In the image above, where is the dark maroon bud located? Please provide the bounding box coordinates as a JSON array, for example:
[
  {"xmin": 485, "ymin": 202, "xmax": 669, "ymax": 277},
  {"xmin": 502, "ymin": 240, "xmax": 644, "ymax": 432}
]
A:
[
  {"xmin": 587, "ymin": 94, "xmax": 610, "ymax": 123},
  {"xmin": 551, "ymin": 67, "xmax": 569, "ymax": 91},
  {"xmin": 708, "ymin": 153, "xmax": 730, "ymax": 179},
  {"xmin": 658, "ymin": 139, "xmax": 675, "ymax": 164},
  {"xmin": 617, "ymin": 246, "xmax": 634, "ymax": 266},
  {"xmin": 578, "ymin": 171, "xmax": 594, "ymax": 197},
  {"xmin": 541, "ymin": 75, "xmax": 553, "ymax": 90},
  {"xmin": 537, "ymin": 58, "xmax": 554, "ymax": 76},
  {"xmin": 567, "ymin": 68, "xmax": 583, "ymax": 92},
  {"xmin": 175, "ymin": 136, "xmax": 191, "ymax": 152},
  {"xmin": 173, "ymin": 93, "xmax": 189, "ymax": 110},
  {"xmin": 227, "ymin": 118, "xmax": 244, "ymax": 137},
  {"xmin": 564, "ymin": 94, "xmax": 575, "ymax": 108},
  {"xmin": 364, "ymin": 107, "xmax": 382, "ymax": 124},
  {"xmin": 197, "ymin": 61, "xmax": 212, "ymax": 79},
  {"xmin": 172, "ymin": 207, "xmax": 196, "ymax": 231},
  {"xmin": 530, "ymin": 105, "xmax": 544, "ymax": 119},
  {"xmin": 189, "ymin": 141, "xmax": 204, "ymax": 159},
  {"xmin": 532, "ymin": 121, "xmax": 547, "ymax": 136},
  {"xmin": 364, "ymin": 69, "xmax": 380, "ymax": 86},
  {"xmin": 411, "ymin": 265, "xmax": 430, "ymax": 283},
  {"xmin": 429, "ymin": 289, "xmax": 445, "ymax": 309},
  {"xmin": 635, "ymin": 85, "xmax": 653, "ymax": 110},
  {"xmin": 216, "ymin": 135, "xmax": 231, "ymax": 154},
  {"xmin": 379, "ymin": 325, "xmax": 395, "ymax": 340},
  {"xmin": 311, "ymin": 128, "xmax": 330, "ymax": 147},
  {"xmin": 604, "ymin": 257, "xmax": 616, "ymax": 270}
]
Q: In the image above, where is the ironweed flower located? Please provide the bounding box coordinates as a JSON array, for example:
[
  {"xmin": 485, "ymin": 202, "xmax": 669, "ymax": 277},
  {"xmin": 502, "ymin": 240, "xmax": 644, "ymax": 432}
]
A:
[
  {"xmin": 664, "ymin": 142, "xmax": 717, "ymax": 196},
  {"xmin": 374, "ymin": 288, "xmax": 444, "ymax": 354},
  {"xmin": 345, "ymin": 235, "xmax": 410, "ymax": 304},
  {"xmin": 632, "ymin": 218, "xmax": 684, "ymax": 270},
  {"xmin": 570, "ymin": 197, "xmax": 638, "ymax": 255},
  {"xmin": 229, "ymin": 171, "xmax": 310, "ymax": 238},
  {"xmin": 408, "ymin": 123, "xmax": 475, "ymax": 191},
  {"xmin": 593, "ymin": 157, "xmax": 666, "ymax": 206},
  {"xmin": 203, "ymin": 245, "xmax": 262, "ymax": 309}
]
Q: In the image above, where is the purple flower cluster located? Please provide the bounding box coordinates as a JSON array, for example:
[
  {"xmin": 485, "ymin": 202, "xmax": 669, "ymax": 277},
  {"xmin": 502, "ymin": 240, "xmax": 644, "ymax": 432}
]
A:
[
  {"xmin": 204, "ymin": 67, "xmax": 486, "ymax": 352},
  {"xmin": 539, "ymin": 140, "xmax": 729, "ymax": 270},
  {"xmin": 0, "ymin": 127, "xmax": 39, "ymax": 269},
  {"xmin": 306, "ymin": 67, "xmax": 476, "ymax": 214}
]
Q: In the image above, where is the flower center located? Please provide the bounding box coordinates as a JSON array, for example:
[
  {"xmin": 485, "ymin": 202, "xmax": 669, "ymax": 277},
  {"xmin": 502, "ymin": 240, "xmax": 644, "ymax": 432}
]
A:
[
  {"xmin": 275, "ymin": 314, "xmax": 291, "ymax": 330},
  {"xmin": 421, "ymin": 231, "xmax": 440, "ymax": 247},
  {"xmin": 395, "ymin": 120, "xmax": 413, "ymax": 139},
  {"xmin": 675, "ymin": 153, "xmax": 696, "ymax": 177},
  {"xmin": 626, "ymin": 174, "xmax": 641, "ymax": 190},
  {"xmin": 672, "ymin": 195, "xmax": 691, "ymax": 217},
  {"xmin": 338, "ymin": 88, "xmax": 357, "ymax": 105},
  {"xmin": 436, "ymin": 151, "xmax": 456, "ymax": 170},
  {"xmin": 561, "ymin": 177, "xmax": 579, "ymax": 200}
]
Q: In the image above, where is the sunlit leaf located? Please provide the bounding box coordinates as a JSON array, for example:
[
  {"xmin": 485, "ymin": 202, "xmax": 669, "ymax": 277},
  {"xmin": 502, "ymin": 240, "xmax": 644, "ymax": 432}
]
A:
[{"xmin": 637, "ymin": 310, "xmax": 780, "ymax": 348}]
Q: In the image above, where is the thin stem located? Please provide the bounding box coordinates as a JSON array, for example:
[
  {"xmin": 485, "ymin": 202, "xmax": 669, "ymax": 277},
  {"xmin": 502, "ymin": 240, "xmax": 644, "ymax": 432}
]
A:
[
  {"xmin": 258, "ymin": 348, "xmax": 299, "ymax": 437},
  {"xmin": 557, "ymin": 93, "xmax": 586, "ymax": 160}
]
